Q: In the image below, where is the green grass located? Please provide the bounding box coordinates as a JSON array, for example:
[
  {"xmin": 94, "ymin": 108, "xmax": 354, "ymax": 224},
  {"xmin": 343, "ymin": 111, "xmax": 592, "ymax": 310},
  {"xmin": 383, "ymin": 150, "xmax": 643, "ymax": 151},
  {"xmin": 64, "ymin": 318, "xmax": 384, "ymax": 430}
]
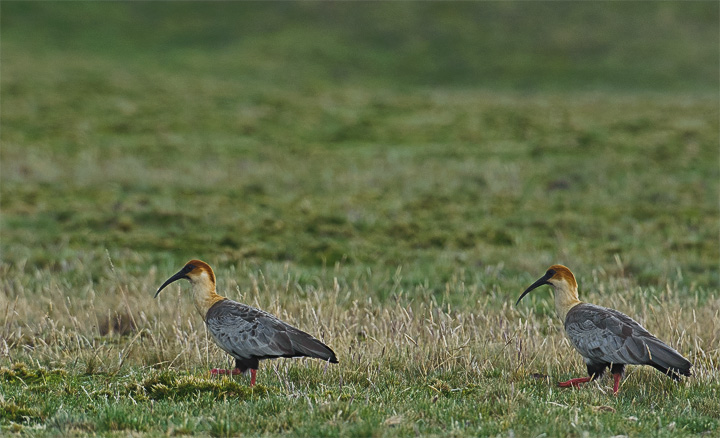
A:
[{"xmin": 1, "ymin": 2, "xmax": 719, "ymax": 436}]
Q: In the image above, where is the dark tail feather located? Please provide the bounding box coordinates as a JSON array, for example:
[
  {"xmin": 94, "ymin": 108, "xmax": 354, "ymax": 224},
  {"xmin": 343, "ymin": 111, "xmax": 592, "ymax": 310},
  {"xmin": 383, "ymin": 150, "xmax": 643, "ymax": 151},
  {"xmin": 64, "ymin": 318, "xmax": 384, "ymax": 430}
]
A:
[
  {"xmin": 290, "ymin": 331, "xmax": 339, "ymax": 363},
  {"xmin": 646, "ymin": 338, "xmax": 692, "ymax": 379},
  {"xmin": 649, "ymin": 363, "xmax": 682, "ymax": 381}
]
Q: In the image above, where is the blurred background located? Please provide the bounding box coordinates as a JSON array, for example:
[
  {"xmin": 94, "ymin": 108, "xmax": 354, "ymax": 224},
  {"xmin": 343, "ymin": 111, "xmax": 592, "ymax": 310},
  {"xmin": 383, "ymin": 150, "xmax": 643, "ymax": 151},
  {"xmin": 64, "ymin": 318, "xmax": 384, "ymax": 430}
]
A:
[{"xmin": 2, "ymin": 2, "xmax": 718, "ymax": 294}]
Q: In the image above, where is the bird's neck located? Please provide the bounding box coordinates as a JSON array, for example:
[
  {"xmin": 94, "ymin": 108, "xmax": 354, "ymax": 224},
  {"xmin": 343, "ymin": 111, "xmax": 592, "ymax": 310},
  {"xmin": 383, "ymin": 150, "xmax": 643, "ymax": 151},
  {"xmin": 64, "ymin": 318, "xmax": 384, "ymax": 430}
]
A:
[
  {"xmin": 553, "ymin": 282, "xmax": 582, "ymax": 322},
  {"xmin": 190, "ymin": 272, "xmax": 225, "ymax": 320}
]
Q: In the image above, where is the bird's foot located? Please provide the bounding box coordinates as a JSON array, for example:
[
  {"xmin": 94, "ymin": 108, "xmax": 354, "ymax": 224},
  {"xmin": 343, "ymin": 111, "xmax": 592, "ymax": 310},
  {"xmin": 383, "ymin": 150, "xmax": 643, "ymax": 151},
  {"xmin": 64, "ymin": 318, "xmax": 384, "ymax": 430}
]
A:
[
  {"xmin": 612, "ymin": 373, "xmax": 621, "ymax": 395},
  {"xmin": 210, "ymin": 368, "xmax": 242, "ymax": 376},
  {"xmin": 210, "ymin": 368, "xmax": 256, "ymax": 387},
  {"xmin": 558, "ymin": 377, "xmax": 592, "ymax": 388}
]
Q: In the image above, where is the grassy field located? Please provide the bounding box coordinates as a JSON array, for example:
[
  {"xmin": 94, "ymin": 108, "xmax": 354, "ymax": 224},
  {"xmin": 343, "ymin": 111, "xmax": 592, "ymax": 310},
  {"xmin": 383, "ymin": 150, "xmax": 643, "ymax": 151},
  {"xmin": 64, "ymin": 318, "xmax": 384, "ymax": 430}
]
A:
[{"xmin": 1, "ymin": 2, "xmax": 719, "ymax": 436}]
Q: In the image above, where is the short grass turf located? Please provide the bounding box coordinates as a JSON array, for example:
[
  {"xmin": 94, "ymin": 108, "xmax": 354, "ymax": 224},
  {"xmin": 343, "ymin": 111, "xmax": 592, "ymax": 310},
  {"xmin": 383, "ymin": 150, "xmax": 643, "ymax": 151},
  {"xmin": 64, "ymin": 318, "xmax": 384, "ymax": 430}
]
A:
[{"xmin": 1, "ymin": 2, "xmax": 719, "ymax": 437}]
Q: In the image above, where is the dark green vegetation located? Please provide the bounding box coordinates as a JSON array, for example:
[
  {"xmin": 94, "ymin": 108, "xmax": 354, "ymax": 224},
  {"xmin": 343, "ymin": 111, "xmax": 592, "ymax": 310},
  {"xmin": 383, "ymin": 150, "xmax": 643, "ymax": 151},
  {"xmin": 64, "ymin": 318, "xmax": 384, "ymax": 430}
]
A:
[{"xmin": 1, "ymin": 2, "xmax": 718, "ymax": 436}]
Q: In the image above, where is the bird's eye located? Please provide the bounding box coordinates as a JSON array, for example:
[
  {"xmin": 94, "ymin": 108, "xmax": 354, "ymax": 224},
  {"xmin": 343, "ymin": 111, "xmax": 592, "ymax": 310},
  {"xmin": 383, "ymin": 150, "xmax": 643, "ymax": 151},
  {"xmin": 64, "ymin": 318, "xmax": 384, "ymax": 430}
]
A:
[{"xmin": 184, "ymin": 264, "xmax": 195, "ymax": 273}]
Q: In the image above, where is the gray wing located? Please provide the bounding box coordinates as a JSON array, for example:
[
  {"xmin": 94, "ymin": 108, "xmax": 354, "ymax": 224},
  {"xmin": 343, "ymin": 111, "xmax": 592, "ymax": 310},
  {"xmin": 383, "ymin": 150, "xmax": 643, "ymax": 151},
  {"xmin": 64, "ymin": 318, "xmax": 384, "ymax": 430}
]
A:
[
  {"xmin": 565, "ymin": 303, "xmax": 691, "ymax": 374},
  {"xmin": 205, "ymin": 299, "xmax": 337, "ymax": 363}
]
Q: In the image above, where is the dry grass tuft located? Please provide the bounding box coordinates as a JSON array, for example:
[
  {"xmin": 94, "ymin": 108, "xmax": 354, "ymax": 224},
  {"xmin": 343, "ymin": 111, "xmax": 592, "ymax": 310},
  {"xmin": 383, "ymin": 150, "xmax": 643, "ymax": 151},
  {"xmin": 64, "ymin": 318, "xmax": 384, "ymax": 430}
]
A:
[{"xmin": 97, "ymin": 311, "xmax": 137, "ymax": 337}]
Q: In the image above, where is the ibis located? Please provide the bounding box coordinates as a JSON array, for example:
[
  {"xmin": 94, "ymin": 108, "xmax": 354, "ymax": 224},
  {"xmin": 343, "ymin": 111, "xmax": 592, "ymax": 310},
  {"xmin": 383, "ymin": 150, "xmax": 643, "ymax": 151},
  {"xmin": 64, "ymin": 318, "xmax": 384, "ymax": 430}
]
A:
[
  {"xmin": 516, "ymin": 264, "xmax": 691, "ymax": 394},
  {"xmin": 155, "ymin": 260, "xmax": 338, "ymax": 386}
]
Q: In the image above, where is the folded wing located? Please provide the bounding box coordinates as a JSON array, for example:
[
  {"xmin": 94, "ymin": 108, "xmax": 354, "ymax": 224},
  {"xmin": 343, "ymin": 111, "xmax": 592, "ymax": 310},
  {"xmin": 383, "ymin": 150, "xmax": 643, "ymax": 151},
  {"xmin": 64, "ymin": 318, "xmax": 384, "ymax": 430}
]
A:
[
  {"xmin": 205, "ymin": 299, "xmax": 338, "ymax": 367},
  {"xmin": 565, "ymin": 303, "xmax": 691, "ymax": 379}
]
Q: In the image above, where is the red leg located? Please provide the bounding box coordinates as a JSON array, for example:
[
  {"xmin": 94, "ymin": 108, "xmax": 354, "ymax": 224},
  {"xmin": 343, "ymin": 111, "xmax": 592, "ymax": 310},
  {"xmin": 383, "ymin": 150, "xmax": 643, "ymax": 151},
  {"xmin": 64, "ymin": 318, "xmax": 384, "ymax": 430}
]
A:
[
  {"xmin": 612, "ymin": 373, "xmax": 621, "ymax": 395},
  {"xmin": 250, "ymin": 369, "xmax": 257, "ymax": 387},
  {"xmin": 558, "ymin": 377, "xmax": 592, "ymax": 388}
]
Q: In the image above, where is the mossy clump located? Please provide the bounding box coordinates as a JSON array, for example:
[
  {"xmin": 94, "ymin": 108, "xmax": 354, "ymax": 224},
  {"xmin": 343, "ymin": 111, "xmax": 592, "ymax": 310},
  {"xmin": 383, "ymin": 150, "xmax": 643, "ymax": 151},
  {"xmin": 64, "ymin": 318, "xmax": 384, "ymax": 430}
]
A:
[
  {"xmin": 132, "ymin": 371, "xmax": 268, "ymax": 401},
  {"xmin": 0, "ymin": 362, "xmax": 67, "ymax": 385},
  {"xmin": 0, "ymin": 401, "xmax": 43, "ymax": 424}
]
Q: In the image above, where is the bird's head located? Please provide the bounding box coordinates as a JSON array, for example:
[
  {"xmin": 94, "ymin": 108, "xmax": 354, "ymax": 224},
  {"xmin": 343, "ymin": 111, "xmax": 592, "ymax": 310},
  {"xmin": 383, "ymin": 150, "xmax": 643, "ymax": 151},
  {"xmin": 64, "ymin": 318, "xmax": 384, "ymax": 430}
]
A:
[
  {"xmin": 155, "ymin": 259, "xmax": 216, "ymax": 298},
  {"xmin": 515, "ymin": 264, "xmax": 578, "ymax": 305}
]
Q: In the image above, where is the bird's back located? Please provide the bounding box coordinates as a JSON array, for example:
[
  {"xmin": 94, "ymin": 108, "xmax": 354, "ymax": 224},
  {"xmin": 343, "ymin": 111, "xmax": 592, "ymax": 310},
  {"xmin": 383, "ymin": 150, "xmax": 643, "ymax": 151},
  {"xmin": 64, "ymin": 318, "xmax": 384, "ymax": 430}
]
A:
[
  {"xmin": 205, "ymin": 299, "xmax": 338, "ymax": 366},
  {"xmin": 565, "ymin": 303, "xmax": 691, "ymax": 377}
]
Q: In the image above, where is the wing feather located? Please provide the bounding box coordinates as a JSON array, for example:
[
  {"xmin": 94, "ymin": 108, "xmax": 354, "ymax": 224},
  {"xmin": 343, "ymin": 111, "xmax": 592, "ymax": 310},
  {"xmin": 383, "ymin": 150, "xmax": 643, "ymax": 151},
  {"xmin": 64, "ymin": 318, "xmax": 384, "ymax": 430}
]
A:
[
  {"xmin": 565, "ymin": 303, "xmax": 690, "ymax": 375},
  {"xmin": 205, "ymin": 299, "xmax": 337, "ymax": 363}
]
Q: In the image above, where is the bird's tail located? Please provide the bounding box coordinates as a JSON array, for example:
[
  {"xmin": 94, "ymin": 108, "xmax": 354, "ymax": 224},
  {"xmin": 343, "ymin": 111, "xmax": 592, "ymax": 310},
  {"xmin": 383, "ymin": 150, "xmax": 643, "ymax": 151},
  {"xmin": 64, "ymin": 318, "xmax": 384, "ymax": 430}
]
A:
[
  {"xmin": 289, "ymin": 330, "xmax": 339, "ymax": 363},
  {"xmin": 646, "ymin": 338, "xmax": 691, "ymax": 380}
]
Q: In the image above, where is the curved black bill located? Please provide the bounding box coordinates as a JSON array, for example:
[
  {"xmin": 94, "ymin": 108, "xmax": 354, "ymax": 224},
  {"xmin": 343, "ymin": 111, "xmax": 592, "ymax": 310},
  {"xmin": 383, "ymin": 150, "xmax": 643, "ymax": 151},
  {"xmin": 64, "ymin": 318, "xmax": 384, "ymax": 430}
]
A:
[
  {"xmin": 515, "ymin": 269, "xmax": 555, "ymax": 305},
  {"xmin": 154, "ymin": 269, "xmax": 187, "ymax": 298}
]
